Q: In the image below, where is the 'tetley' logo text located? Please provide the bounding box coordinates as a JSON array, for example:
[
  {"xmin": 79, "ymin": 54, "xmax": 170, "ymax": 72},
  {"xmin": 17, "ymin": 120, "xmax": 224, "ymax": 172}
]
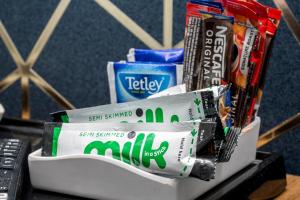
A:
[
  {"xmin": 126, "ymin": 76, "xmax": 164, "ymax": 94},
  {"xmin": 119, "ymin": 73, "xmax": 170, "ymax": 97}
]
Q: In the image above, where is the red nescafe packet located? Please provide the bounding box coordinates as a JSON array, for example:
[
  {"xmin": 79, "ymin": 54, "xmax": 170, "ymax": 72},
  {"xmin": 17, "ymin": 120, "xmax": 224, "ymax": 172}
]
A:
[
  {"xmin": 214, "ymin": 0, "xmax": 281, "ymax": 127},
  {"xmin": 245, "ymin": 2, "xmax": 281, "ymax": 124},
  {"xmin": 219, "ymin": 0, "xmax": 268, "ymax": 128},
  {"xmin": 224, "ymin": 0, "xmax": 281, "ymax": 126}
]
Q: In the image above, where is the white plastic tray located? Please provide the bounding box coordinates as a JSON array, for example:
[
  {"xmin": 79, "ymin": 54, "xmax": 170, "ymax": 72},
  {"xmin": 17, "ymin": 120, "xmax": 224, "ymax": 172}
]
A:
[
  {"xmin": 0, "ymin": 104, "xmax": 4, "ymax": 121},
  {"xmin": 28, "ymin": 117, "xmax": 260, "ymax": 200}
]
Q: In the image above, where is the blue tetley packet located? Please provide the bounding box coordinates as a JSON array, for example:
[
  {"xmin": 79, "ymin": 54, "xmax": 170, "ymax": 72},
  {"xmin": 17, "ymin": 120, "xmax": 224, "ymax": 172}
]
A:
[
  {"xmin": 127, "ymin": 48, "xmax": 184, "ymax": 64},
  {"xmin": 107, "ymin": 62, "xmax": 183, "ymax": 103}
]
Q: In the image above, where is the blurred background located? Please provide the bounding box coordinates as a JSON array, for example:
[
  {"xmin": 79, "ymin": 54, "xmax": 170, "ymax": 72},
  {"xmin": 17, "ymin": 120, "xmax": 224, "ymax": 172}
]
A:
[{"xmin": 0, "ymin": 0, "xmax": 299, "ymax": 174}]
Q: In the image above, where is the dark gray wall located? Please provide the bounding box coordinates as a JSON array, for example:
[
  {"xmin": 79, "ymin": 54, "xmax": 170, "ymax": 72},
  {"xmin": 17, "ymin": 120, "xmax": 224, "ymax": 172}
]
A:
[{"xmin": 0, "ymin": 0, "xmax": 299, "ymax": 174}]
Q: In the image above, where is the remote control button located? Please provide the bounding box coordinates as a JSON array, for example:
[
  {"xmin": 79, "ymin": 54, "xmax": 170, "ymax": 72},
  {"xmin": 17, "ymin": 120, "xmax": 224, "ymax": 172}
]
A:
[
  {"xmin": 2, "ymin": 149, "xmax": 18, "ymax": 153},
  {"xmin": 1, "ymin": 158, "xmax": 15, "ymax": 169},
  {"xmin": 6, "ymin": 139, "xmax": 20, "ymax": 142},
  {"xmin": 4, "ymin": 145, "xmax": 20, "ymax": 150},
  {"xmin": 0, "ymin": 193, "xmax": 8, "ymax": 200},
  {"xmin": 0, "ymin": 152, "xmax": 17, "ymax": 158},
  {"xmin": 0, "ymin": 170, "xmax": 12, "ymax": 179},
  {"xmin": 0, "ymin": 179, "xmax": 10, "ymax": 187},
  {"xmin": 0, "ymin": 186, "xmax": 8, "ymax": 192},
  {"xmin": 0, "ymin": 139, "xmax": 29, "ymax": 200},
  {"xmin": 5, "ymin": 142, "xmax": 21, "ymax": 147}
]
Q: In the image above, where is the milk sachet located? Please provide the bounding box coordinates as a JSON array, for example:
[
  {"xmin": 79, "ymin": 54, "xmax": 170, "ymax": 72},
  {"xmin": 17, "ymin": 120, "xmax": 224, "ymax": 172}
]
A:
[
  {"xmin": 51, "ymin": 86, "xmax": 240, "ymax": 162},
  {"xmin": 51, "ymin": 88, "xmax": 217, "ymax": 123},
  {"xmin": 42, "ymin": 121, "xmax": 216, "ymax": 180}
]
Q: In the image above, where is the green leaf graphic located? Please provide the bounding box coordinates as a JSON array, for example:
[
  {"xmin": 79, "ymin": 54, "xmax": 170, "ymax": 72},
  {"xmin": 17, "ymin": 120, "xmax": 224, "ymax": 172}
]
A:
[
  {"xmin": 194, "ymin": 98, "xmax": 201, "ymax": 106},
  {"xmin": 191, "ymin": 129, "xmax": 197, "ymax": 137}
]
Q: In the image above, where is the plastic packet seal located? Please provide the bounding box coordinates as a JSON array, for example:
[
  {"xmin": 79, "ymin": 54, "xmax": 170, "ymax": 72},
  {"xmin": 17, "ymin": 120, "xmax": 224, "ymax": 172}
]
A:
[
  {"xmin": 200, "ymin": 84, "xmax": 233, "ymax": 129},
  {"xmin": 147, "ymin": 84, "xmax": 186, "ymax": 99},
  {"xmin": 190, "ymin": 156, "xmax": 216, "ymax": 180},
  {"xmin": 186, "ymin": 0, "xmax": 223, "ymax": 19},
  {"xmin": 107, "ymin": 62, "xmax": 183, "ymax": 103},
  {"xmin": 188, "ymin": 0, "xmax": 224, "ymax": 11},
  {"xmin": 148, "ymin": 84, "xmax": 232, "ymax": 129},
  {"xmin": 217, "ymin": 126, "xmax": 242, "ymax": 162},
  {"xmin": 148, "ymin": 84, "xmax": 228, "ymax": 103},
  {"xmin": 196, "ymin": 117, "xmax": 223, "ymax": 159},
  {"xmin": 127, "ymin": 48, "xmax": 184, "ymax": 64},
  {"xmin": 42, "ymin": 121, "xmax": 217, "ymax": 180},
  {"xmin": 200, "ymin": 11, "xmax": 234, "ymax": 24},
  {"xmin": 194, "ymin": 86, "xmax": 238, "ymax": 162},
  {"xmin": 51, "ymin": 88, "xmax": 219, "ymax": 123},
  {"xmin": 192, "ymin": 119, "xmax": 217, "ymax": 179},
  {"xmin": 195, "ymin": 11, "xmax": 234, "ymax": 90}
]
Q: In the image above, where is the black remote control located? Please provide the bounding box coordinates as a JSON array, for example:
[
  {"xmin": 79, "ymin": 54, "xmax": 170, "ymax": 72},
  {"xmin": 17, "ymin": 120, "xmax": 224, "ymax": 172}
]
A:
[{"xmin": 0, "ymin": 139, "xmax": 30, "ymax": 200}]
